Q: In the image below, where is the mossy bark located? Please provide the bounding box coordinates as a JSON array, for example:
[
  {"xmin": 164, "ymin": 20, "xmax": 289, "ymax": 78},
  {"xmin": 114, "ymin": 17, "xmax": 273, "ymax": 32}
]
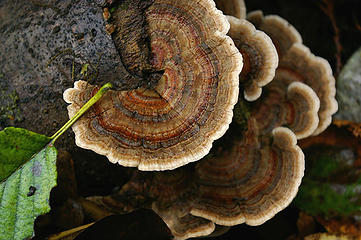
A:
[{"xmin": 0, "ymin": 0, "xmax": 156, "ymax": 147}]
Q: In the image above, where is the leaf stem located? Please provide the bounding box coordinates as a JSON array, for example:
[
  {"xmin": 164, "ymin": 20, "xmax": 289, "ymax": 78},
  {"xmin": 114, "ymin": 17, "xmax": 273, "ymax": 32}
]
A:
[
  {"xmin": 50, "ymin": 82, "xmax": 113, "ymax": 144},
  {"xmin": 48, "ymin": 222, "xmax": 95, "ymax": 240}
]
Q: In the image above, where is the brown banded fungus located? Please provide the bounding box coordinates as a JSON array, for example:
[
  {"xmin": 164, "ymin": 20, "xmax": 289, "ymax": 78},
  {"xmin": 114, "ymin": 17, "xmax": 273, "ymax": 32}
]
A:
[
  {"xmin": 247, "ymin": 11, "xmax": 338, "ymax": 135},
  {"xmin": 216, "ymin": 3, "xmax": 330, "ymax": 137},
  {"xmin": 64, "ymin": 0, "xmax": 242, "ymax": 171},
  {"xmin": 213, "ymin": 0, "xmax": 278, "ymax": 101},
  {"xmin": 214, "ymin": 0, "xmax": 246, "ymax": 19},
  {"xmin": 85, "ymin": 117, "xmax": 304, "ymax": 239},
  {"xmin": 153, "ymin": 207, "xmax": 215, "ymax": 240},
  {"xmin": 247, "ymin": 11, "xmax": 302, "ymax": 59},
  {"xmin": 251, "ymin": 80, "xmax": 320, "ymax": 139},
  {"xmin": 227, "ymin": 15, "xmax": 278, "ymax": 101},
  {"xmin": 77, "ymin": 0, "xmax": 338, "ymax": 239},
  {"xmin": 277, "ymin": 43, "xmax": 338, "ymax": 135},
  {"xmin": 190, "ymin": 118, "xmax": 304, "ymax": 226},
  {"xmin": 198, "ymin": 4, "xmax": 323, "ymax": 139}
]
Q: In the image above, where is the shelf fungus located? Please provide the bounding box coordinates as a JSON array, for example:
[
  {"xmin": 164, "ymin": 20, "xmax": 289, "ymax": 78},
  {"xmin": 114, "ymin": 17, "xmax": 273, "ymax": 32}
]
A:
[
  {"xmin": 227, "ymin": 15, "xmax": 278, "ymax": 101},
  {"xmin": 212, "ymin": 0, "xmax": 278, "ymax": 101},
  {"xmin": 251, "ymin": 80, "xmax": 320, "ymax": 139},
  {"xmin": 215, "ymin": 2, "xmax": 336, "ymax": 136},
  {"xmin": 247, "ymin": 11, "xmax": 302, "ymax": 59},
  {"xmin": 71, "ymin": 0, "xmax": 339, "ymax": 239},
  {"xmin": 246, "ymin": 11, "xmax": 338, "ymax": 136},
  {"xmin": 190, "ymin": 119, "xmax": 304, "ymax": 226},
  {"xmin": 153, "ymin": 206, "xmax": 215, "ymax": 240},
  {"xmin": 64, "ymin": 0, "xmax": 242, "ymax": 171},
  {"xmin": 214, "ymin": 0, "xmax": 246, "ymax": 19},
  {"xmin": 85, "ymin": 117, "xmax": 304, "ymax": 239}
]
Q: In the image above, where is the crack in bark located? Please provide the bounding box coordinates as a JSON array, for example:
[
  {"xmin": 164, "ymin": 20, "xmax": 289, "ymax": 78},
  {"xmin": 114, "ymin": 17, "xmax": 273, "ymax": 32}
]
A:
[{"xmin": 106, "ymin": 0, "xmax": 163, "ymax": 90}]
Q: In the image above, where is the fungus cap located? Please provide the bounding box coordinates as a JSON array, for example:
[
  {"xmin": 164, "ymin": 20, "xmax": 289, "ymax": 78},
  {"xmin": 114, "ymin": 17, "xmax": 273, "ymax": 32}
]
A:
[
  {"xmin": 247, "ymin": 11, "xmax": 337, "ymax": 136},
  {"xmin": 214, "ymin": 0, "xmax": 246, "ymax": 19},
  {"xmin": 227, "ymin": 15, "xmax": 278, "ymax": 101},
  {"xmin": 190, "ymin": 119, "xmax": 304, "ymax": 226},
  {"xmin": 85, "ymin": 118, "xmax": 305, "ymax": 239},
  {"xmin": 148, "ymin": 119, "xmax": 304, "ymax": 234},
  {"xmin": 252, "ymin": 79, "xmax": 320, "ymax": 140},
  {"xmin": 153, "ymin": 206, "xmax": 215, "ymax": 240},
  {"xmin": 63, "ymin": 0, "xmax": 242, "ymax": 171},
  {"xmin": 278, "ymin": 44, "xmax": 338, "ymax": 135},
  {"xmin": 286, "ymin": 82, "xmax": 320, "ymax": 138},
  {"xmin": 247, "ymin": 11, "xmax": 302, "ymax": 58}
]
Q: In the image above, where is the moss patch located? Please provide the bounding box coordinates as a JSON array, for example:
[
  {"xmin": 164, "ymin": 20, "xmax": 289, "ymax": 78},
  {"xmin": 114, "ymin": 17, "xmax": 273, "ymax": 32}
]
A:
[
  {"xmin": 233, "ymin": 97, "xmax": 251, "ymax": 130},
  {"xmin": 0, "ymin": 85, "xmax": 22, "ymax": 125},
  {"xmin": 294, "ymin": 147, "xmax": 361, "ymax": 218},
  {"xmin": 294, "ymin": 178, "xmax": 361, "ymax": 217}
]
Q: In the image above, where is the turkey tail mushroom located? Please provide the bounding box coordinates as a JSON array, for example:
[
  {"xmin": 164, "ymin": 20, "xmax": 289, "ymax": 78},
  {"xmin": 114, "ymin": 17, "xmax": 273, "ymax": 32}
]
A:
[
  {"xmin": 279, "ymin": 44, "xmax": 338, "ymax": 135},
  {"xmin": 227, "ymin": 15, "xmax": 278, "ymax": 101},
  {"xmin": 84, "ymin": 118, "xmax": 304, "ymax": 238},
  {"xmin": 214, "ymin": 0, "xmax": 246, "ymax": 19},
  {"xmin": 190, "ymin": 119, "xmax": 304, "ymax": 226},
  {"xmin": 247, "ymin": 11, "xmax": 302, "ymax": 58},
  {"xmin": 73, "ymin": 1, "xmax": 340, "ymax": 239},
  {"xmin": 286, "ymin": 82, "xmax": 320, "ymax": 139},
  {"xmin": 153, "ymin": 207, "xmax": 215, "ymax": 240},
  {"xmin": 64, "ymin": 0, "xmax": 242, "ymax": 171},
  {"xmin": 251, "ymin": 79, "xmax": 320, "ymax": 140},
  {"xmin": 247, "ymin": 10, "xmax": 337, "ymax": 136}
]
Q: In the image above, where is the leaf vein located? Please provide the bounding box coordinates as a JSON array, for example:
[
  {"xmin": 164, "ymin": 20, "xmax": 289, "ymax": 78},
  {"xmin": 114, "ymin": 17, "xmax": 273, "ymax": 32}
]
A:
[{"xmin": 12, "ymin": 167, "xmax": 22, "ymax": 240}]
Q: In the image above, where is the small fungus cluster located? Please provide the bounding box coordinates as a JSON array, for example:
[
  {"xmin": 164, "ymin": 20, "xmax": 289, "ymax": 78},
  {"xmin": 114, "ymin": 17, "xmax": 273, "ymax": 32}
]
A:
[{"xmin": 64, "ymin": 0, "xmax": 338, "ymax": 239}]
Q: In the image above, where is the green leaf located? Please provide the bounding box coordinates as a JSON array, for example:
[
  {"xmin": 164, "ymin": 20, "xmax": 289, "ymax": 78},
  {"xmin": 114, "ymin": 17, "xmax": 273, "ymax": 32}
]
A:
[
  {"xmin": 0, "ymin": 128, "xmax": 57, "ymax": 240},
  {"xmin": 0, "ymin": 83, "xmax": 112, "ymax": 239},
  {"xmin": 0, "ymin": 127, "xmax": 51, "ymax": 182}
]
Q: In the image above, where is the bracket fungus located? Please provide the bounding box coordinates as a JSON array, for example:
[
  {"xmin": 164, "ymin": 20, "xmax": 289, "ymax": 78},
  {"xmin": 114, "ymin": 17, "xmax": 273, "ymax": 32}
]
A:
[
  {"xmin": 190, "ymin": 120, "xmax": 304, "ymax": 227},
  {"xmin": 227, "ymin": 15, "xmax": 278, "ymax": 101},
  {"xmin": 86, "ymin": 117, "xmax": 304, "ymax": 239},
  {"xmin": 214, "ymin": 0, "xmax": 246, "ymax": 19},
  {"xmin": 64, "ymin": 0, "xmax": 242, "ymax": 171},
  {"xmin": 247, "ymin": 11, "xmax": 302, "ymax": 59},
  {"xmin": 251, "ymin": 80, "xmax": 320, "ymax": 140},
  {"xmin": 70, "ymin": 0, "xmax": 339, "ymax": 239},
  {"xmin": 247, "ymin": 10, "xmax": 338, "ymax": 136},
  {"xmin": 213, "ymin": 0, "xmax": 278, "ymax": 102}
]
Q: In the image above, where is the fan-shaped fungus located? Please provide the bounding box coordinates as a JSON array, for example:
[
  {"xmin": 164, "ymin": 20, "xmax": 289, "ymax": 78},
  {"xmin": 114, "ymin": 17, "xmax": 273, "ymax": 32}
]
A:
[
  {"xmin": 278, "ymin": 43, "xmax": 338, "ymax": 135},
  {"xmin": 247, "ymin": 11, "xmax": 338, "ymax": 135},
  {"xmin": 86, "ymin": 117, "xmax": 304, "ymax": 239},
  {"xmin": 64, "ymin": 0, "xmax": 242, "ymax": 171},
  {"xmin": 191, "ymin": 119, "xmax": 304, "ymax": 226},
  {"xmin": 77, "ymin": 0, "xmax": 339, "ymax": 239},
  {"xmin": 227, "ymin": 15, "xmax": 278, "ymax": 101},
  {"xmin": 247, "ymin": 11, "xmax": 302, "ymax": 58},
  {"xmin": 154, "ymin": 207, "xmax": 215, "ymax": 240},
  {"xmin": 251, "ymin": 80, "xmax": 320, "ymax": 139},
  {"xmin": 214, "ymin": 0, "xmax": 246, "ymax": 19}
]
